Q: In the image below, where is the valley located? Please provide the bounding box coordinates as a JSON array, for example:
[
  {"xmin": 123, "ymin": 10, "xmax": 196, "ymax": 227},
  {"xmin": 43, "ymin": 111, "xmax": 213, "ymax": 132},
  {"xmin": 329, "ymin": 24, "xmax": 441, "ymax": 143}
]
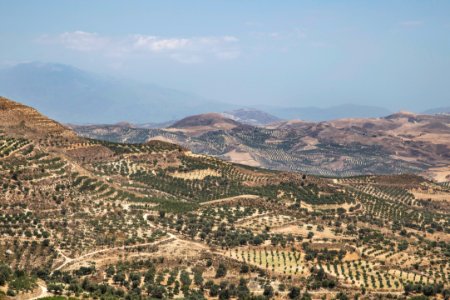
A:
[{"xmin": 0, "ymin": 97, "xmax": 448, "ymax": 299}]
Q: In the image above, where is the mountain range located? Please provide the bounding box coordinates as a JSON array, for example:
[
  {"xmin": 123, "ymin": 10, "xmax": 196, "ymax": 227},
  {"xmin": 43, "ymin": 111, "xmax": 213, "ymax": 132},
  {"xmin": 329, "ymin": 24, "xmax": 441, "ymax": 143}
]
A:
[
  {"xmin": 0, "ymin": 62, "xmax": 422, "ymax": 124},
  {"xmin": 0, "ymin": 62, "xmax": 236, "ymax": 124},
  {"xmin": 423, "ymin": 107, "xmax": 450, "ymax": 115}
]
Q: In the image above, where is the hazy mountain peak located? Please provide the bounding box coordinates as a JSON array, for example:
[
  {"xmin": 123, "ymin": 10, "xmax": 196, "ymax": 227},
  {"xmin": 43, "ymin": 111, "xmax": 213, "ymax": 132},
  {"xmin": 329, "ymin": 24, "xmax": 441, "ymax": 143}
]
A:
[
  {"xmin": 257, "ymin": 103, "xmax": 392, "ymax": 122},
  {"xmin": 423, "ymin": 106, "xmax": 450, "ymax": 115},
  {"xmin": 221, "ymin": 108, "xmax": 281, "ymax": 126},
  {"xmin": 0, "ymin": 62, "xmax": 236, "ymax": 124}
]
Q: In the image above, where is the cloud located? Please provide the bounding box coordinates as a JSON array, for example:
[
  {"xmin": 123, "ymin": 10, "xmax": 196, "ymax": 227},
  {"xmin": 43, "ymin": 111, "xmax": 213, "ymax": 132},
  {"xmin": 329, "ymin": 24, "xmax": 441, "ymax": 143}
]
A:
[
  {"xmin": 39, "ymin": 31, "xmax": 240, "ymax": 63},
  {"xmin": 132, "ymin": 35, "xmax": 191, "ymax": 52},
  {"xmin": 60, "ymin": 31, "xmax": 109, "ymax": 51},
  {"xmin": 131, "ymin": 35, "xmax": 240, "ymax": 63}
]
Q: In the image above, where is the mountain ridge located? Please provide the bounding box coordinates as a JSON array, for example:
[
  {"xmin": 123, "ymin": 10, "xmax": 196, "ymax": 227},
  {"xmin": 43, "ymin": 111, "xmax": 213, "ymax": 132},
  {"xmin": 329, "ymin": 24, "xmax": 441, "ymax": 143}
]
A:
[
  {"xmin": 0, "ymin": 62, "xmax": 405, "ymax": 125},
  {"xmin": 0, "ymin": 62, "xmax": 237, "ymax": 123}
]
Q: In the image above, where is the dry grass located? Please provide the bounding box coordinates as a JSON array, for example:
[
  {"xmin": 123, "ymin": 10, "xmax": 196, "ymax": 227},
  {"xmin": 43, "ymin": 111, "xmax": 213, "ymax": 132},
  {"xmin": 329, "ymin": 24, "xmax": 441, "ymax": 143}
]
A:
[{"xmin": 170, "ymin": 168, "xmax": 221, "ymax": 180}]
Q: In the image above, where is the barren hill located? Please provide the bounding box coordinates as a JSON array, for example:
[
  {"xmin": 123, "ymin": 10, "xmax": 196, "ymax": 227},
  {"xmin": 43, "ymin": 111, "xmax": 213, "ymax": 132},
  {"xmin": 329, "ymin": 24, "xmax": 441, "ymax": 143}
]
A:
[
  {"xmin": 168, "ymin": 112, "xmax": 243, "ymax": 135},
  {"xmin": 0, "ymin": 96, "xmax": 74, "ymax": 138}
]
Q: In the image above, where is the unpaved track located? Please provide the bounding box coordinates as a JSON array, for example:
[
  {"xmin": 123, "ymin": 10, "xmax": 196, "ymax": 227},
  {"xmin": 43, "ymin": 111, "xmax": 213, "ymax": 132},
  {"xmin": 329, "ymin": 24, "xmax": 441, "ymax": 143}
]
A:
[
  {"xmin": 28, "ymin": 280, "xmax": 50, "ymax": 300},
  {"xmin": 200, "ymin": 194, "xmax": 260, "ymax": 206},
  {"xmin": 53, "ymin": 236, "xmax": 175, "ymax": 272}
]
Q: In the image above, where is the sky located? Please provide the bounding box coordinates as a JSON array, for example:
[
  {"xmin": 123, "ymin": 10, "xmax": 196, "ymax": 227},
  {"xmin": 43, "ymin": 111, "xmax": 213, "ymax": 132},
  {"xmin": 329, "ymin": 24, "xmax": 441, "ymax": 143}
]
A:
[{"xmin": 1, "ymin": 0, "xmax": 449, "ymax": 111}]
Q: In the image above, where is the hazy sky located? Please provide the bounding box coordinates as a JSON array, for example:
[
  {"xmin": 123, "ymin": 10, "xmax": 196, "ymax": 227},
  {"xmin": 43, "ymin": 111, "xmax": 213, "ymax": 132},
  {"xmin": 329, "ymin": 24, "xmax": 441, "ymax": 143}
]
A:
[{"xmin": 1, "ymin": 1, "xmax": 449, "ymax": 111}]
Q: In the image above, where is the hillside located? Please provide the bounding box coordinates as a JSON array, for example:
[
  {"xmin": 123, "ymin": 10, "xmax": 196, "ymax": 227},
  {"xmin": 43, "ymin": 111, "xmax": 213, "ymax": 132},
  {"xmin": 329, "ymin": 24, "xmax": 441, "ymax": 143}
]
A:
[
  {"xmin": 169, "ymin": 113, "xmax": 242, "ymax": 135},
  {"xmin": 221, "ymin": 108, "xmax": 282, "ymax": 126},
  {"xmin": 0, "ymin": 97, "xmax": 449, "ymax": 299},
  {"xmin": 75, "ymin": 111, "xmax": 450, "ymax": 180}
]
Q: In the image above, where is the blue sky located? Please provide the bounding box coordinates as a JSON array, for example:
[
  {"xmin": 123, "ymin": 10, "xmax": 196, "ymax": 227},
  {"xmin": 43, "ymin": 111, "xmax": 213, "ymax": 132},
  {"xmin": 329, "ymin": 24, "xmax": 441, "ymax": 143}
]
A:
[{"xmin": 1, "ymin": 0, "xmax": 449, "ymax": 111}]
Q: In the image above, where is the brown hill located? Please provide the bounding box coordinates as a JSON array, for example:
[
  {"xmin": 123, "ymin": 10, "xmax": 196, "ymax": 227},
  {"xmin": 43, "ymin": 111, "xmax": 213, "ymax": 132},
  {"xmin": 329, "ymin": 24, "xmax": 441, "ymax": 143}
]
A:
[
  {"xmin": 0, "ymin": 96, "xmax": 75, "ymax": 139},
  {"xmin": 0, "ymin": 98, "xmax": 449, "ymax": 299},
  {"xmin": 169, "ymin": 113, "xmax": 242, "ymax": 135},
  {"xmin": 76, "ymin": 110, "xmax": 450, "ymax": 180}
]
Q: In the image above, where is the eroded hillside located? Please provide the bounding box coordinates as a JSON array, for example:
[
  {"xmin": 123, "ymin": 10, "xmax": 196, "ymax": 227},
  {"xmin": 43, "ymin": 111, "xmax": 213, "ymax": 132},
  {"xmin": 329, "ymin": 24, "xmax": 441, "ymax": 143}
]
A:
[
  {"xmin": 74, "ymin": 111, "xmax": 450, "ymax": 180},
  {"xmin": 0, "ymin": 97, "xmax": 449, "ymax": 299}
]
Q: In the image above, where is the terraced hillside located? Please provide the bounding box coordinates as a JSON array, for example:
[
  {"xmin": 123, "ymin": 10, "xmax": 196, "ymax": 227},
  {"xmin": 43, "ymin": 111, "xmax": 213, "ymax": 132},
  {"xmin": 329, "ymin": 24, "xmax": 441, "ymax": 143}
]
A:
[
  {"xmin": 73, "ymin": 112, "xmax": 450, "ymax": 179},
  {"xmin": 0, "ymin": 97, "xmax": 449, "ymax": 300}
]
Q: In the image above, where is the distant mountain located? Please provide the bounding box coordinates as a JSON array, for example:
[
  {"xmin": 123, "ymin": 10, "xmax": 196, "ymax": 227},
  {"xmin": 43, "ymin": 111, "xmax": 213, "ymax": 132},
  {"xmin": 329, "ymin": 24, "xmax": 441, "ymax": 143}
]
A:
[
  {"xmin": 0, "ymin": 62, "xmax": 236, "ymax": 124},
  {"xmin": 259, "ymin": 104, "xmax": 391, "ymax": 121},
  {"xmin": 0, "ymin": 62, "xmax": 397, "ymax": 125},
  {"xmin": 423, "ymin": 107, "xmax": 450, "ymax": 115},
  {"xmin": 135, "ymin": 120, "xmax": 176, "ymax": 129},
  {"xmin": 221, "ymin": 108, "xmax": 281, "ymax": 126}
]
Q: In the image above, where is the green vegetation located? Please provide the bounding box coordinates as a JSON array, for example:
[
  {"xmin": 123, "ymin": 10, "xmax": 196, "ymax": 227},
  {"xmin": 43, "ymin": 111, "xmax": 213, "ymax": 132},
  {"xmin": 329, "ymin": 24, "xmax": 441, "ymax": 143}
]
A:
[{"xmin": 0, "ymin": 99, "xmax": 448, "ymax": 299}]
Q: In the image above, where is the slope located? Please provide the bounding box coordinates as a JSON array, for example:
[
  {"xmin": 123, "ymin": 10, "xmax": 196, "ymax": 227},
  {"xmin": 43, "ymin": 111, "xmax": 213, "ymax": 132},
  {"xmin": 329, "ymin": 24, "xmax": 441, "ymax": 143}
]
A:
[{"xmin": 0, "ymin": 97, "xmax": 448, "ymax": 299}]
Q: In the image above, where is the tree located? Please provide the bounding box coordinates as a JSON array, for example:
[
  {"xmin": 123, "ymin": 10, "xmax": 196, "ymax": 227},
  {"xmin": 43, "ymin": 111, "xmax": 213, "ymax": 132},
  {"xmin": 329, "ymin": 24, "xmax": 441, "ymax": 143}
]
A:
[
  {"xmin": 301, "ymin": 292, "xmax": 312, "ymax": 300},
  {"xmin": 335, "ymin": 292, "xmax": 348, "ymax": 300},
  {"xmin": 180, "ymin": 270, "xmax": 192, "ymax": 287},
  {"xmin": 0, "ymin": 264, "xmax": 12, "ymax": 286},
  {"xmin": 398, "ymin": 240, "xmax": 409, "ymax": 251},
  {"xmin": 289, "ymin": 286, "xmax": 301, "ymax": 299},
  {"xmin": 240, "ymin": 265, "xmax": 249, "ymax": 274},
  {"xmin": 144, "ymin": 265, "xmax": 156, "ymax": 283},
  {"xmin": 210, "ymin": 284, "xmax": 220, "ymax": 297},
  {"xmin": 113, "ymin": 272, "xmax": 126, "ymax": 285},
  {"xmin": 219, "ymin": 288, "xmax": 230, "ymax": 300},
  {"xmin": 206, "ymin": 259, "xmax": 213, "ymax": 267},
  {"xmin": 237, "ymin": 278, "xmax": 250, "ymax": 299},
  {"xmin": 147, "ymin": 284, "xmax": 166, "ymax": 298},
  {"xmin": 194, "ymin": 270, "xmax": 204, "ymax": 286},
  {"xmin": 47, "ymin": 283, "xmax": 64, "ymax": 294},
  {"xmin": 263, "ymin": 285, "xmax": 274, "ymax": 298},
  {"xmin": 215, "ymin": 263, "xmax": 227, "ymax": 278}
]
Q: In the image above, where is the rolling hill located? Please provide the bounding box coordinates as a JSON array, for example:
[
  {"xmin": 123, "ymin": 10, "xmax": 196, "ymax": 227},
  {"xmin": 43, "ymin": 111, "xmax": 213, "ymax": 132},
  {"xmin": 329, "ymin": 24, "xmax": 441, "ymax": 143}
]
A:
[
  {"xmin": 74, "ymin": 111, "xmax": 450, "ymax": 180},
  {"xmin": 0, "ymin": 96, "xmax": 448, "ymax": 299}
]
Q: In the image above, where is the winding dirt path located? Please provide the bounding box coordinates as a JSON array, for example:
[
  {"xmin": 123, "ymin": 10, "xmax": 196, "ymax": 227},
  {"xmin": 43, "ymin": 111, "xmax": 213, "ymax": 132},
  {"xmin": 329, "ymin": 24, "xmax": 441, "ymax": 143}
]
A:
[
  {"xmin": 53, "ymin": 236, "xmax": 175, "ymax": 272},
  {"xmin": 200, "ymin": 194, "xmax": 260, "ymax": 206}
]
